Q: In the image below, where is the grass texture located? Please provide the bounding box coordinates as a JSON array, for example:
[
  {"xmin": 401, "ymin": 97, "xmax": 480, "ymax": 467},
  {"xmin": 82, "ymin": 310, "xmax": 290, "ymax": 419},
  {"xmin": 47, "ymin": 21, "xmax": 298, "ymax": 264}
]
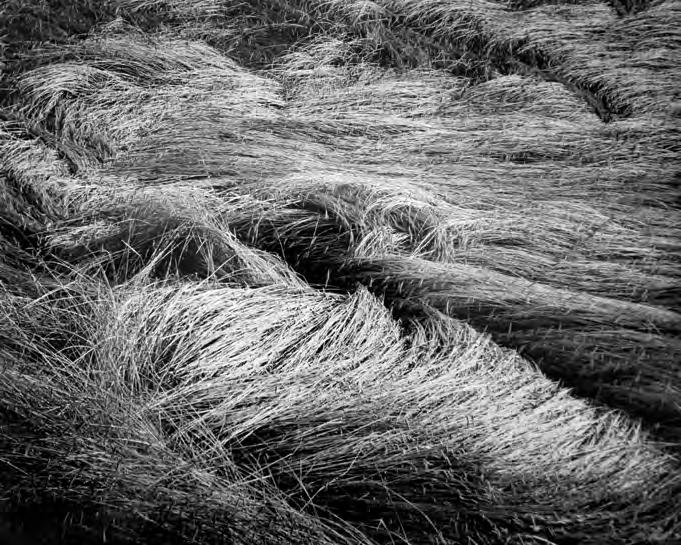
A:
[{"xmin": 1, "ymin": 1, "xmax": 680, "ymax": 543}]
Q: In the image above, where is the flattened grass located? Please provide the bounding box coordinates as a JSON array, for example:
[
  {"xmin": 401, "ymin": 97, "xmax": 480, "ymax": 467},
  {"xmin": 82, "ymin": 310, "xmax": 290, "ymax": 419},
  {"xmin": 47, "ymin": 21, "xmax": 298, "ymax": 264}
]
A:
[
  {"xmin": 1, "ymin": 2, "xmax": 680, "ymax": 543},
  {"xmin": 2, "ymin": 276, "xmax": 679, "ymax": 543}
]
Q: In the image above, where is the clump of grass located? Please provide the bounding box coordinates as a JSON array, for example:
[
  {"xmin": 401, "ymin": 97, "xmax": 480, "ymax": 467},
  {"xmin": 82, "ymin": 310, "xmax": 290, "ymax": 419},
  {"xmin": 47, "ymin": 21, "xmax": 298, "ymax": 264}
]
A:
[
  {"xmin": 335, "ymin": 255, "xmax": 681, "ymax": 441},
  {"xmin": 10, "ymin": 31, "xmax": 279, "ymax": 169},
  {"xmin": 2, "ymin": 272, "xmax": 679, "ymax": 543},
  {"xmin": 45, "ymin": 187, "xmax": 305, "ymax": 286}
]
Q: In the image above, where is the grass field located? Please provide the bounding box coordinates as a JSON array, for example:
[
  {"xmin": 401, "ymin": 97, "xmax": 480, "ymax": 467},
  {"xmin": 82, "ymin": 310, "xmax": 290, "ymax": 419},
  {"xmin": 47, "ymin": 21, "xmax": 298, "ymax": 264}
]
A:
[{"xmin": 1, "ymin": 1, "xmax": 680, "ymax": 543}]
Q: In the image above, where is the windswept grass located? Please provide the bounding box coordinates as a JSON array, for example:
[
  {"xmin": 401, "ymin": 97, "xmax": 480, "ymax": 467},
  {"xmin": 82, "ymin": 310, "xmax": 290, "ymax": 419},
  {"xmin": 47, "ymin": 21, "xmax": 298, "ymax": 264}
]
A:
[
  {"xmin": 2, "ymin": 276, "xmax": 679, "ymax": 543},
  {"xmin": 1, "ymin": 1, "xmax": 680, "ymax": 543}
]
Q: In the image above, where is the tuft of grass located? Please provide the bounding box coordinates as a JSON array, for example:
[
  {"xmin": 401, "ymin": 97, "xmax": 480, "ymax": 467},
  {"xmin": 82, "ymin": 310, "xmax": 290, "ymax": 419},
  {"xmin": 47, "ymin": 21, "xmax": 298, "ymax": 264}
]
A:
[
  {"xmin": 2, "ymin": 274, "xmax": 679, "ymax": 543},
  {"xmin": 334, "ymin": 255, "xmax": 681, "ymax": 439}
]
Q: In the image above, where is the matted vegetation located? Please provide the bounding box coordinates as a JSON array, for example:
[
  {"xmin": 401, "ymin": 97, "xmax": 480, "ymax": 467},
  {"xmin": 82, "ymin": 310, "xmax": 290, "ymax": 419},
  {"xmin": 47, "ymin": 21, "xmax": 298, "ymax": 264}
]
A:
[{"xmin": 1, "ymin": 0, "xmax": 680, "ymax": 543}]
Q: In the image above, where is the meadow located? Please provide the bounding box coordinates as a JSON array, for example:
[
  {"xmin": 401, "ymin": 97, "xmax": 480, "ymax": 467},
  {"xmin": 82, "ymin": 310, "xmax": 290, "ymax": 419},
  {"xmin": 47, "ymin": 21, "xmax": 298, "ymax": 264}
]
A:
[{"xmin": 1, "ymin": 1, "xmax": 680, "ymax": 543}]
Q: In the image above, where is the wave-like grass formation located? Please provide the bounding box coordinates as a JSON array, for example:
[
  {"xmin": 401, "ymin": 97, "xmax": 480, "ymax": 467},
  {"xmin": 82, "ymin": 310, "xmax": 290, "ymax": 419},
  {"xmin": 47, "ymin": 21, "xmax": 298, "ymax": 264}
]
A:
[{"xmin": 1, "ymin": 1, "xmax": 680, "ymax": 543}]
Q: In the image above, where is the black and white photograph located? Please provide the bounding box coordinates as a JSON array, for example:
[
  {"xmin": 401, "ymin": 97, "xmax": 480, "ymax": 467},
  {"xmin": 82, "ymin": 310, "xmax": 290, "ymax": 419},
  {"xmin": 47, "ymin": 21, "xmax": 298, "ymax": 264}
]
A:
[{"xmin": 0, "ymin": 1, "xmax": 679, "ymax": 543}]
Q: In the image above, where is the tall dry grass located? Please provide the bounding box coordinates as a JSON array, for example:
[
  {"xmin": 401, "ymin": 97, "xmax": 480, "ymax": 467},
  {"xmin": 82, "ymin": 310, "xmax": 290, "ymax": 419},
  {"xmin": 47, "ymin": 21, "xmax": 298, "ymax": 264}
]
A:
[
  {"xmin": 3, "ymin": 11, "xmax": 679, "ymax": 430},
  {"xmin": 1, "ymin": 1, "xmax": 680, "ymax": 543},
  {"xmin": 2, "ymin": 275, "xmax": 679, "ymax": 543}
]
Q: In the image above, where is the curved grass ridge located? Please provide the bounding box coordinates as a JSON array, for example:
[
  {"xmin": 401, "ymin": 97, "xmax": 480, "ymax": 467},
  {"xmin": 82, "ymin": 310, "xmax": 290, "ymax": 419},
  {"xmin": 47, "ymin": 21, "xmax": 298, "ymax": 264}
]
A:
[
  {"xmin": 1, "ymin": 279, "xmax": 679, "ymax": 543},
  {"xmin": 1, "ymin": 1, "xmax": 680, "ymax": 543}
]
